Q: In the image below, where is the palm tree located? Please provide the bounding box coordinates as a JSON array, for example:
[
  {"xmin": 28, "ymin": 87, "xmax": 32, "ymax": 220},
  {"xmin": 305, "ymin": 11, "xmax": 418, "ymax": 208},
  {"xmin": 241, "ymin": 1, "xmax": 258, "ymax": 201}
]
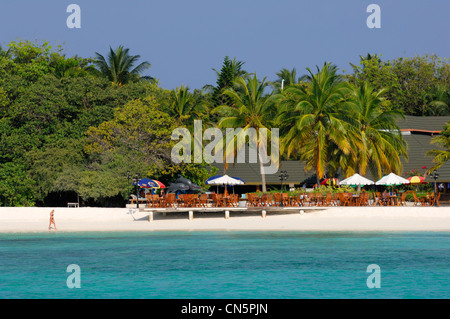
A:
[
  {"xmin": 212, "ymin": 74, "xmax": 275, "ymax": 192},
  {"xmin": 93, "ymin": 45, "xmax": 152, "ymax": 86},
  {"xmin": 170, "ymin": 85, "xmax": 209, "ymax": 125},
  {"xmin": 275, "ymin": 63, "xmax": 352, "ymax": 185},
  {"xmin": 430, "ymin": 85, "xmax": 450, "ymax": 115},
  {"xmin": 427, "ymin": 122, "xmax": 450, "ymax": 173},
  {"xmin": 343, "ymin": 81, "xmax": 408, "ymax": 179},
  {"xmin": 270, "ymin": 68, "xmax": 299, "ymax": 92}
]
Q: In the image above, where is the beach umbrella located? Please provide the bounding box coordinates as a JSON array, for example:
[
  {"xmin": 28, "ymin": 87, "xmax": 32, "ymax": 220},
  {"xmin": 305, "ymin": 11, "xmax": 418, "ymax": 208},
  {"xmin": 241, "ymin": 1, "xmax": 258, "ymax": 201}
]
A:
[
  {"xmin": 133, "ymin": 178, "xmax": 165, "ymax": 188},
  {"xmin": 206, "ymin": 175, "xmax": 245, "ymax": 185},
  {"xmin": 375, "ymin": 173, "xmax": 410, "ymax": 186},
  {"xmin": 407, "ymin": 176, "xmax": 425, "ymax": 184},
  {"xmin": 376, "ymin": 173, "xmax": 410, "ymax": 193},
  {"xmin": 340, "ymin": 173, "xmax": 375, "ymax": 186},
  {"xmin": 320, "ymin": 178, "xmax": 339, "ymax": 186},
  {"xmin": 206, "ymin": 174, "xmax": 244, "ymax": 194}
]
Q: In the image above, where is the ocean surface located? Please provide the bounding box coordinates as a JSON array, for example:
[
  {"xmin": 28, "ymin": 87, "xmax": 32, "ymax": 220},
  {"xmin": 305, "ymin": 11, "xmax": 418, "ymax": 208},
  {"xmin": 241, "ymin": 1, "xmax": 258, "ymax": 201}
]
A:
[{"xmin": 0, "ymin": 231, "xmax": 449, "ymax": 299}]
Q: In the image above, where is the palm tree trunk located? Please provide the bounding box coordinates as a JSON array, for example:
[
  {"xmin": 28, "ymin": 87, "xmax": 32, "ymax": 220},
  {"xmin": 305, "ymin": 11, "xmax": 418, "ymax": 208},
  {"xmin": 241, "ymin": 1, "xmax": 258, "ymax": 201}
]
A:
[
  {"xmin": 258, "ymin": 143, "xmax": 267, "ymax": 193},
  {"xmin": 357, "ymin": 169, "xmax": 362, "ymax": 193}
]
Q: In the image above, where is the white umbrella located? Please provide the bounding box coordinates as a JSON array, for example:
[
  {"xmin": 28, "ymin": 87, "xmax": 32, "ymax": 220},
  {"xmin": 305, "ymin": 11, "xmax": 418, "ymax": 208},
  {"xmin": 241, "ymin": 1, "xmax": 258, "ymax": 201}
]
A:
[
  {"xmin": 375, "ymin": 173, "xmax": 410, "ymax": 186},
  {"xmin": 340, "ymin": 173, "xmax": 375, "ymax": 186},
  {"xmin": 206, "ymin": 174, "xmax": 244, "ymax": 195},
  {"xmin": 206, "ymin": 175, "xmax": 244, "ymax": 186}
]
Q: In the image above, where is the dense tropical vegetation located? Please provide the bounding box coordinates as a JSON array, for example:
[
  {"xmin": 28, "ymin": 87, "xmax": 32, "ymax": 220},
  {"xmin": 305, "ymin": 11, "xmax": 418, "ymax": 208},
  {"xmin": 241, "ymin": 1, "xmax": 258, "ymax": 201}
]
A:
[{"xmin": 0, "ymin": 40, "xmax": 449, "ymax": 206}]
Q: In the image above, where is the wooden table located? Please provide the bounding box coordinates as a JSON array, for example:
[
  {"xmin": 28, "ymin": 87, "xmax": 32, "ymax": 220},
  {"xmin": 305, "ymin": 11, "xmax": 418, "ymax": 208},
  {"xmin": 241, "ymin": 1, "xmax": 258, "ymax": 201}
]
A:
[{"xmin": 389, "ymin": 195, "xmax": 398, "ymax": 206}]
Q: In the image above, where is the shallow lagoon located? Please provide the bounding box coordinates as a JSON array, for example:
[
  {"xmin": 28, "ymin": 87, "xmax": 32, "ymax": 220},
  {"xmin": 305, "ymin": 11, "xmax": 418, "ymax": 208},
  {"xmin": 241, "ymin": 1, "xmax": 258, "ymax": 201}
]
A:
[{"xmin": 0, "ymin": 231, "xmax": 449, "ymax": 299}]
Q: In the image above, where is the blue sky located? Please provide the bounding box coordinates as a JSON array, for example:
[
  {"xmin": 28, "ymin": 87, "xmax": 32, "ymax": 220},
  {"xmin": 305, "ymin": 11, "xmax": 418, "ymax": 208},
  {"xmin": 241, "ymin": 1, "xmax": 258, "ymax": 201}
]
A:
[{"xmin": 0, "ymin": 0, "xmax": 449, "ymax": 90}]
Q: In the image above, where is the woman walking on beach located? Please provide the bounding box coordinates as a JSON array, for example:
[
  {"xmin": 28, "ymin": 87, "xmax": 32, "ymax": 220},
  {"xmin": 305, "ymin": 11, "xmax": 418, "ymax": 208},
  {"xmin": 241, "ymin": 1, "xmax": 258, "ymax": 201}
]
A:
[{"xmin": 49, "ymin": 209, "xmax": 57, "ymax": 230}]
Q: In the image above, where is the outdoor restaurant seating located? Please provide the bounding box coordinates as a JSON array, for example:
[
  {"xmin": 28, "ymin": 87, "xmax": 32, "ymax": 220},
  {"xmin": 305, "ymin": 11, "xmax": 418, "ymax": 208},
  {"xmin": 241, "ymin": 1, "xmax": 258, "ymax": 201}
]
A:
[{"xmin": 136, "ymin": 190, "xmax": 443, "ymax": 209}]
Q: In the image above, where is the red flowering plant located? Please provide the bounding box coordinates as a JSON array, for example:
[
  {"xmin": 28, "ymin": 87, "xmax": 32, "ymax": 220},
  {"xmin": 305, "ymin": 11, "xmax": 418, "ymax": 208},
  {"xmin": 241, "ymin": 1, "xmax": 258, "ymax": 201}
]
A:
[{"xmin": 404, "ymin": 168, "xmax": 424, "ymax": 178}]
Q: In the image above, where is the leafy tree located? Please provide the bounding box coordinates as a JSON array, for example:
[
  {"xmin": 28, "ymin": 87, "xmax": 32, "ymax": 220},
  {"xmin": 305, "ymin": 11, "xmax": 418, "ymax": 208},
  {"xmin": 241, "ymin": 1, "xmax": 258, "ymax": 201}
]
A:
[
  {"xmin": 93, "ymin": 45, "xmax": 153, "ymax": 86},
  {"xmin": 82, "ymin": 96, "xmax": 212, "ymax": 202},
  {"xmin": 0, "ymin": 161, "xmax": 35, "ymax": 206},
  {"xmin": 206, "ymin": 56, "xmax": 247, "ymax": 108},
  {"xmin": 349, "ymin": 54, "xmax": 450, "ymax": 115},
  {"xmin": 25, "ymin": 138, "xmax": 87, "ymax": 205}
]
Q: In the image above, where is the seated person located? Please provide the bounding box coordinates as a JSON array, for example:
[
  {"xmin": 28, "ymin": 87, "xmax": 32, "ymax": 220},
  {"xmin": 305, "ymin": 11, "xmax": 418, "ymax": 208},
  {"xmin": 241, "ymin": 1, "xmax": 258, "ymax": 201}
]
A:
[{"xmin": 381, "ymin": 190, "xmax": 389, "ymax": 205}]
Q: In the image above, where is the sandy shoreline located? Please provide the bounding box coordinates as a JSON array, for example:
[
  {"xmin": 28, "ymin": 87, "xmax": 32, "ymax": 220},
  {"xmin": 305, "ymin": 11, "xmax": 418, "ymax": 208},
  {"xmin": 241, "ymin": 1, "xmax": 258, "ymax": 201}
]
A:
[{"xmin": 0, "ymin": 206, "xmax": 449, "ymax": 233}]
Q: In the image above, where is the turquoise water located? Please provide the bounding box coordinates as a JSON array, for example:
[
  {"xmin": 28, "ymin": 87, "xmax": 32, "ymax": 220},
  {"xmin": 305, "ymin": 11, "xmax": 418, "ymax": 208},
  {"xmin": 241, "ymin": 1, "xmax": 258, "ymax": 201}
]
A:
[{"xmin": 0, "ymin": 231, "xmax": 449, "ymax": 299}]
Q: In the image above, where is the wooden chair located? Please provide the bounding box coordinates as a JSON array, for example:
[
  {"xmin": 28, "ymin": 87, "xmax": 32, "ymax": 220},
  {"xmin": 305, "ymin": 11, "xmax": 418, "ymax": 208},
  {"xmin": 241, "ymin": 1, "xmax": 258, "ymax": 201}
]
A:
[
  {"xmin": 282, "ymin": 193, "xmax": 289, "ymax": 206},
  {"xmin": 290, "ymin": 194, "xmax": 301, "ymax": 207},
  {"xmin": 373, "ymin": 192, "xmax": 382, "ymax": 206},
  {"xmin": 162, "ymin": 193, "xmax": 176, "ymax": 208},
  {"xmin": 247, "ymin": 193, "xmax": 260, "ymax": 207},
  {"xmin": 323, "ymin": 193, "xmax": 333, "ymax": 206},
  {"xmin": 199, "ymin": 194, "xmax": 208, "ymax": 207},
  {"xmin": 274, "ymin": 193, "xmax": 288, "ymax": 206},
  {"xmin": 411, "ymin": 191, "xmax": 424, "ymax": 206},
  {"xmin": 260, "ymin": 193, "xmax": 270, "ymax": 207},
  {"xmin": 381, "ymin": 192, "xmax": 390, "ymax": 206},
  {"xmin": 398, "ymin": 192, "xmax": 407, "ymax": 206},
  {"xmin": 433, "ymin": 192, "xmax": 441, "ymax": 206},
  {"xmin": 296, "ymin": 193, "xmax": 305, "ymax": 207},
  {"xmin": 338, "ymin": 193, "xmax": 350, "ymax": 206},
  {"xmin": 267, "ymin": 194, "xmax": 275, "ymax": 206},
  {"xmin": 302, "ymin": 193, "xmax": 312, "ymax": 206},
  {"xmin": 357, "ymin": 192, "xmax": 370, "ymax": 206},
  {"xmin": 182, "ymin": 194, "xmax": 192, "ymax": 207},
  {"xmin": 229, "ymin": 194, "xmax": 239, "ymax": 207},
  {"xmin": 211, "ymin": 193, "xmax": 224, "ymax": 207},
  {"xmin": 148, "ymin": 195, "xmax": 160, "ymax": 207}
]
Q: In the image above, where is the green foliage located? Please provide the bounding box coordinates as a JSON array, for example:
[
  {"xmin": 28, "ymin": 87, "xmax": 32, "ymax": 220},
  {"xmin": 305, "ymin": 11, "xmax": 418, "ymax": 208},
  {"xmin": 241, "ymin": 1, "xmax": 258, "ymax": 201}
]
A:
[
  {"xmin": 427, "ymin": 121, "xmax": 450, "ymax": 173},
  {"xmin": 213, "ymin": 74, "xmax": 276, "ymax": 192},
  {"xmin": 208, "ymin": 56, "xmax": 247, "ymax": 108},
  {"xmin": 0, "ymin": 39, "xmax": 448, "ymax": 206},
  {"xmin": 276, "ymin": 63, "xmax": 352, "ymax": 183},
  {"xmin": 25, "ymin": 138, "xmax": 87, "ymax": 204},
  {"xmin": 0, "ymin": 161, "xmax": 35, "ymax": 206},
  {"xmin": 349, "ymin": 54, "xmax": 450, "ymax": 115},
  {"xmin": 83, "ymin": 97, "xmax": 212, "ymax": 202}
]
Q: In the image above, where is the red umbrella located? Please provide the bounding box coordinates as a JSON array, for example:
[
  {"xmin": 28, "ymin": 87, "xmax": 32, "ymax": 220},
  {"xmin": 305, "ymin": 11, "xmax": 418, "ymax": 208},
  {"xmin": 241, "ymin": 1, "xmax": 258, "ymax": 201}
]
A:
[
  {"xmin": 153, "ymin": 180, "xmax": 166, "ymax": 188},
  {"xmin": 407, "ymin": 176, "xmax": 425, "ymax": 184},
  {"xmin": 320, "ymin": 178, "xmax": 339, "ymax": 186}
]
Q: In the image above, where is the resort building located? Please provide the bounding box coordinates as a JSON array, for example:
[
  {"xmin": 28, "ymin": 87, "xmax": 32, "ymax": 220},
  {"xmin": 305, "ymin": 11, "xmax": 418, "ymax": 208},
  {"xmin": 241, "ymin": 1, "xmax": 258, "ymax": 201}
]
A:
[{"xmin": 212, "ymin": 116, "xmax": 450, "ymax": 197}]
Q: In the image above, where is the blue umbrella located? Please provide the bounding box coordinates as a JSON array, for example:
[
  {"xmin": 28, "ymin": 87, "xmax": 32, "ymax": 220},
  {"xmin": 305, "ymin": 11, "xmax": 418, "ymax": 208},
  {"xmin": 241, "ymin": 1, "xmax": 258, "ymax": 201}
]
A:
[{"xmin": 133, "ymin": 178, "xmax": 160, "ymax": 188}]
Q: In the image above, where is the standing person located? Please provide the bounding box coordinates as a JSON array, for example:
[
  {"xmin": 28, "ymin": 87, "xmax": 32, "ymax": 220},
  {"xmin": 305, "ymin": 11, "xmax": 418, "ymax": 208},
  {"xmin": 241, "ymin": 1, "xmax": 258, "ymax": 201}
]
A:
[{"xmin": 49, "ymin": 209, "xmax": 57, "ymax": 230}]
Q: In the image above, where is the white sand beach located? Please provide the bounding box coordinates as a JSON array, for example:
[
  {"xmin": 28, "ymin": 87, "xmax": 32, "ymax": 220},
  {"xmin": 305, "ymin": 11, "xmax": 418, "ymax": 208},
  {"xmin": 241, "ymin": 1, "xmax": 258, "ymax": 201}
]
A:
[{"xmin": 0, "ymin": 206, "xmax": 449, "ymax": 233}]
